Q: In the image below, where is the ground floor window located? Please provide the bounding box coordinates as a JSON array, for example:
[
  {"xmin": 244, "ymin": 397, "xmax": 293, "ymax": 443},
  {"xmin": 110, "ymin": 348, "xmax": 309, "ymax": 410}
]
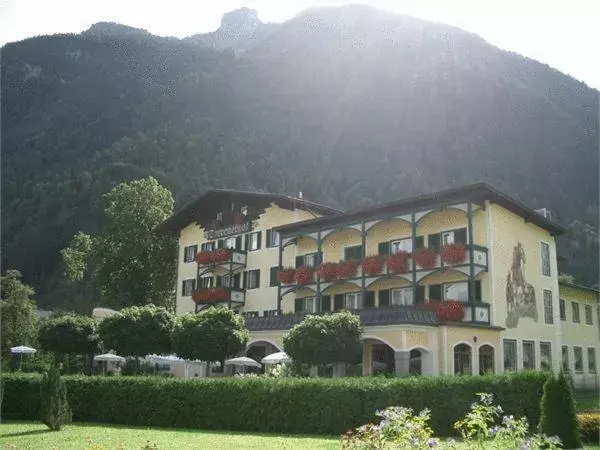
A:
[
  {"xmin": 574, "ymin": 347, "xmax": 584, "ymax": 373},
  {"xmin": 372, "ymin": 344, "xmax": 395, "ymax": 374},
  {"xmin": 562, "ymin": 346, "xmax": 569, "ymax": 372},
  {"xmin": 478, "ymin": 345, "xmax": 494, "ymax": 375},
  {"xmin": 588, "ymin": 348, "xmax": 597, "ymax": 373},
  {"xmin": 409, "ymin": 349, "xmax": 422, "ymax": 375},
  {"xmin": 503, "ymin": 339, "xmax": 517, "ymax": 372},
  {"xmin": 522, "ymin": 341, "xmax": 535, "ymax": 370},
  {"xmin": 391, "ymin": 287, "xmax": 413, "ymax": 306},
  {"xmin": 454, "ymin": 343, "xmax": 472, "ymax": 375},
  {"xmin": 345, "ymin": 292, "xmax": 362, "ymax": 309},
  {"xmin": 540, "ymin": 342, "xmax": 552, "ymax": 371}
]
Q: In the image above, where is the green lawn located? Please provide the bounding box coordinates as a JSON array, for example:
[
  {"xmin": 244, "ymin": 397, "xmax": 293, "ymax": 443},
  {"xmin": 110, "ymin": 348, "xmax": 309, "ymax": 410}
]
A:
[
  {"xmin": 574, "ymin": 390, "xmax": 600, "ymax": 412},
  {"xmin": 0, "ymin": 422, "xmax": 340, "ymax": 449}
]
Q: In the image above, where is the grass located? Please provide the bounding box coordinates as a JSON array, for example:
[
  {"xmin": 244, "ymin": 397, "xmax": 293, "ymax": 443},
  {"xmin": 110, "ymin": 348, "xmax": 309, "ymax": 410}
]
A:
[
  {"xmin": 573, "ymin": 390, "xmax": 600, "ymax": 412},
  {"xmin": 0, "ymin": 422, "xmax": 340, "ymax": 449}
]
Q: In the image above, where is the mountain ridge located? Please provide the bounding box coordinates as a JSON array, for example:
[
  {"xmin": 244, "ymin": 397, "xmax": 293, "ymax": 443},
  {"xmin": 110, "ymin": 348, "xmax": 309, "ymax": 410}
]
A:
[{"xmin": 1, "ymin": 5, "xmax": 598, "ymax": 311}]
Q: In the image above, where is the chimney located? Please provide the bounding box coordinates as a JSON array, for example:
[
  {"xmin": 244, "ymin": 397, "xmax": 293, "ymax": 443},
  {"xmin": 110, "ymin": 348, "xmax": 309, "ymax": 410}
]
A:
[
  {"xmin": 298, "ymin": 191, "xmax": 303, "ymax": 199},
  {"xmin": 534, "ymin": 208, "xmax": 552, "ymax": 221}
]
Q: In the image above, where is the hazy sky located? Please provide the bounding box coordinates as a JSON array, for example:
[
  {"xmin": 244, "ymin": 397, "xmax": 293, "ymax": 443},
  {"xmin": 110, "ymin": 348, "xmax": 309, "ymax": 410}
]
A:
[{"xmin": 1, "ymin": 0, "xmax": 598, "ymax": 88}]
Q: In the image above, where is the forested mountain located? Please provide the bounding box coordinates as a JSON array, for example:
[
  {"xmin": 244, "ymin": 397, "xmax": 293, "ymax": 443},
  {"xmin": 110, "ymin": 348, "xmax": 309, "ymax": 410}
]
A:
[{"xmin": 2, "ymin": 5, "xmax": 598, "ymax": 310}]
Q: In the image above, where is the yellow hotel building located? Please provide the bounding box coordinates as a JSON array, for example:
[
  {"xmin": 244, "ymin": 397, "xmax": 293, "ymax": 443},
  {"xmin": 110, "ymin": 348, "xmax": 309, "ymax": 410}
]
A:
[{"xmin": 158, "ymin": 183, "xmax": 598, "ymax": 387}]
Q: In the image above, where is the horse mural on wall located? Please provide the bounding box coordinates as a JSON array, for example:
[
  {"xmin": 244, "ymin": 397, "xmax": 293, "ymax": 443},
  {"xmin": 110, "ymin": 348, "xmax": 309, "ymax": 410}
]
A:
[{"xmin": 505, "ymin": 242, "xmax": 538, "ymax": 328}]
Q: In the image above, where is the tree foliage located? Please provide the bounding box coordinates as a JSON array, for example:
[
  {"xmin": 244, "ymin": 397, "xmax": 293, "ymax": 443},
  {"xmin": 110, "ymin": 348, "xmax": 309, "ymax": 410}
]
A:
[
  {"xmin": 61, "ymin": 177, "xmax": 177, "ymax": 309},
  {"xmin": 283, "ymin": 311, "xmax": 362, "ymax": 366},
  {"xmin": 40, "ymin": 361, "xmax": 72, "ymax": 430},
  {"xmin": 538, "ymin": 372, "xmax": 582, "ymax": 449},
  {"xmin": 38, "ymin": 315, "xmax": 100, "ymax": 356},
  {"xmin": 97, "ymin": 304, "xmax": 175, "ymax": 358},
  {"xmin": 173, "ymin": 307, "xmax": 250, "ymax": 362},
  {"xmin": 0, "ymin": 270, "xmax": 38, "ymax": 358}
]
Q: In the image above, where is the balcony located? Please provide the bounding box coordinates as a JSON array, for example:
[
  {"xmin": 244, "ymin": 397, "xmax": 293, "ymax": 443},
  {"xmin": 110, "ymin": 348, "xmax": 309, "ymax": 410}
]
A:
[
  {"xmin": 192, "ymin": 287, "xmax": 245, "ymax": 305},
  {"xmin": 279, "ymin": 244, "xmax": 488, "ymax": 289},
  {"xmin": 195, "ymin": 249, "xmax": 247, "ymax": 277}
]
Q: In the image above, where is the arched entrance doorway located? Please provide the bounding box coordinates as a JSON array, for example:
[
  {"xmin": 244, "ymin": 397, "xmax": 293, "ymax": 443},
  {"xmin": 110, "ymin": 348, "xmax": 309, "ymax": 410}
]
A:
[
  {"xmin": 454, "ymin": 343, "xmax": 473, "ymax": 375},
  {"xmin": 363, "ymin": 337, "xmax": 396, "ymax": 376},
  {"xmin": 409, "ymin": 349, "xmax": 423, "ymax": 375},
  {"xmin": 478, "ymin": 344, "xmax": 495, "ymax": 375}
]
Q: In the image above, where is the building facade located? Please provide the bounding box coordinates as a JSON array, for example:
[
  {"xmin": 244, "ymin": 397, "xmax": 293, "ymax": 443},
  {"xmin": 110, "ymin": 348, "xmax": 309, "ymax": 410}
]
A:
[{"xmin": 158, "ymin": 184, "xmax": 599, "ymax": 386}]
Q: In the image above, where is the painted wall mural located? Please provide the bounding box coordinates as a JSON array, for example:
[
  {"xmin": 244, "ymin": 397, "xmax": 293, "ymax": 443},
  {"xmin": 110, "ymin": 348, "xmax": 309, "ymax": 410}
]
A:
[{"xmin": 505, "ymin": 242, "xmax": 538, "ymax": 328}]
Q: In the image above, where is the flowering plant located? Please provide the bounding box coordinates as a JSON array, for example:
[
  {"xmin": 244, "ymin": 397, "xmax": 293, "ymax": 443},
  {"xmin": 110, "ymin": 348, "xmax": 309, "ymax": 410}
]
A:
[
  {"xmin": 278, "ymin": 268, "xmax": 296, "ymax": 284},
  {"xmin": 195, "ymin": 249, "xmax": 231, "ymax": 265},
  {"xmin": 360, "ymin": 256, "xmax": 384, "ymax": 276},
  {"xmin": 418, "ymin": 301, "xmax": 465, "ymax": 321},
  {"xmin": 412, "ymin": 247, "xmax": 437, "ymax": 269},
  {"xmin": 317, "ymin": 262, "xmax": 339, "ymax": 281},
  {"xmin": 441, "ymin": 243, "xmax": 467, "ymax": 264},
  {"xmin": 385, "ymin": 252, "xmax": 409, "ymax": 274},
  {"xmin": 191, "ymin": 288, "xmax": 228, "ymax": 303},
  {"xmin": 295, "ymin": 266, "xmax": 314, "ymax": 285},
  {"xmin": 336, "ymin": 260, "xmax": 359, "ymax": 279}
]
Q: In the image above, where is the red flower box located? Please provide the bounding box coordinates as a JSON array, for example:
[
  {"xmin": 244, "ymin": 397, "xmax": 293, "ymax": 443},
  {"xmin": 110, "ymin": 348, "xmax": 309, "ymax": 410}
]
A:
[
  {"xmin": 295, "ymin": 266, "xmax": 314, "ymax": 285},
  {"xmin": 412, "ymin": 247, "xmax": 437, "ymax": 269},
  {"xmin": 361, "ymin": 256, "xmax": 384, "ymax": 276},
  {"xmin": 386, "ymin": 251, "xmax": 409, "ymax": 274},
  {"xmin": 418, "ymin": 300, "xmax": 465, "ymax": 321},
  {"xmin": 441, "ymin": 243, "xmax": 467, "ymax": 264},
  {"xmin": 336, "ymin": 260, "xmax": 359, "ymax": 279},
  {"xmin": 317, "ymin": 262, "xmax": 338, "ymax": 281},
  {"xmin": 195, "ymin": 249, "xmax": 231, "ymax": 265},
  {"xmin": 278, "ymin": 268, "xmax": 296, "ymax": 284},
  {"xmin": 192, "ymin": 288, "xmax": 229, "ymax": 303}
]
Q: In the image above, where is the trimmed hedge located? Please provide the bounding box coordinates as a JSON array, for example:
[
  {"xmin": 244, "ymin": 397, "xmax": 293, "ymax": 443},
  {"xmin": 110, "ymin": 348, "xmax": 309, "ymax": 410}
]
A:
[
  {"xmin": 578, "ymin": 413, "xmax": 600, "ymax": 443},
  {"xmin": 1, "ymin": 372, "xmax": 549, "ymax": 436}
]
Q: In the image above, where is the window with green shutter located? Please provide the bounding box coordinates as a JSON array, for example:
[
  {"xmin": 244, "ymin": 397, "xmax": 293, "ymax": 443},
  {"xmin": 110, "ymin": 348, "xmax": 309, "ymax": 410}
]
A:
[
  {"xmin": 364, "ymin": 291, "xmax": 375, "ymax": 308},
  {"xmin": 378, "ymin": 242, "xmax": 390, "ymax": 255},
  {"xmin": 379, "ymin": 289, "xmax": 390, "ymax": 307},
  {"xmin": 416, "ymin": 286, "xmax": 425, "ymax": 304},
  {"xmin": 415, "ymin": 236, "xmax": 424, "ymax": 248},
  {"xmin": 269, "ymin": 267, "xmax": 279, "ymax": 287},
  {"xmin": 334, "ymin": 294, "xmax": 344, "ymax": 311},
  {"xmin": 344, "ymin": 245, "xmax": 363, "ymax": 260},
  {"xmin": 321, "ymin": 295, "xmax": 331, "ymax": 311},
  {"xmin": 428, "ymin": 234, "xmax": 441, "ymax": 253},
  {"xmin": 429, "ymin": 284, "xmax": 442, "ymax": 301},
  {"xmin": 295, "ymin": 256, "xmax": 304, "ymax": 268}
]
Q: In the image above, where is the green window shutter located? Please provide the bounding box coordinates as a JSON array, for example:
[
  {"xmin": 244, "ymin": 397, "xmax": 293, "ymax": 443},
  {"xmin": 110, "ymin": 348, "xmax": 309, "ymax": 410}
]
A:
[
  {"xmin": 379, "ymin": 289, "xmax": 390, "ymax": 307},
  {"xmin": 269, "ymin": 267, "xmax": 279, "ymax": 287},
  {"xmin": 429, "ymin": 284, "xmax": 442, "ymax": 301},
  {"xmin": 415, "ymin": 236, "xmax": 424, "ymax": 248},
  {"xmin": 234, "ymin": 273, "xmax": 241, "ymax": 288},
  {"xmin": 455, "ymin": 228, "xmax": 467, "ymax": 245},
  {"xmin": 295, "ymin": 298, "xmax": 303, "ymax": 313},
  {"xmin": 378, "ymin": 242, "xmax": 390, "ymax": 255},
  {"xmin": 257, "ymin": 231, "xmax": 262, "ymax": 249},
  {"xmin": 181, "ymin": 281, "xmax": 186, "ymax": 296},
  {"xmin": 256, "ymin": 269, "xmax": 261, "ymax": 288},
  {"xmin": 428, "ymin": 234, "xmax": 441, "ymax": 253},
  {"xmin": 244, "ymin": 234, "xmax": 249, "ymax": 250},
  {"xmin": 317, "ymin": 251, "xmax": 323, "ymax": 265},
  {"xmin": 364, "ymin": 291, "xmax": 375, "ymax": 308},
  {"xmin": 334, "ymin": 294, "xmax": 344, "ymax": 311},
  {"xmin": 469, "ymin": 280, "xmax": 482, "ymax": 302},
  {"xmin": 416, "ymin": 286, "xmax": 426, "ymax": 304},
  {"xmin": 266, "ymin": 229, "xmax": 272, "ymax": 247},
  {"xmin": 215, "ymin": 276, "xmax": 223, "ymax": 287},
  {"xmin": 295, "ymin": 256, "xmax": 304, "ymax": 268},
  {"xmin": 235, "ymin": 236, "xmax": 242, "ymax": 249},
  {"xmin": 217, "ymin": 239, "xmax": 224, "ymax": 249},
  {"xmin": 321, "ymin": 295, "xmax": 331, "ymax": 311}
]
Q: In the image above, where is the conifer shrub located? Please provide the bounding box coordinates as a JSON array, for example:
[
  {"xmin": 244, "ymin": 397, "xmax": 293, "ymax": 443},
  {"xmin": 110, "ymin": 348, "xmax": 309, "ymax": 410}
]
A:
[
  {"xmin": 538, "ymin": 372, "xmax": 582, "ymax": 449},
  {"xmin": 577, "ymin": 412, "xmax": 599, "ymax": 443},
  {"xmin": 40, "ymin": 363, "xmax": 72, "ymax": 430}
]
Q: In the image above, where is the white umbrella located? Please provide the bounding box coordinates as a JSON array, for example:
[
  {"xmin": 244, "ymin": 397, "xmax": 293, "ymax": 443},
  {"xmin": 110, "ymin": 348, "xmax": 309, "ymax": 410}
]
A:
[
  {"xmin": 94, "ymin": 353, "xmax": 125, "ymax": 363},
  {"xmin": 11, "ymin": 346, "xmax": 37, "ymax": 354},
  {"xmin": 11, "ymin": 346, "xmax": 37, "ymax": 370},
  {"xmin": 261, "ymin": 352, "xmax": 292, "ymax": 365},
  {"xmin": 224, "ymin": 356, "xmax": 262, "ymax": 368},
  {"xmin": 147, "ymin": 354, "xmax": 183, "ymax": 364}
]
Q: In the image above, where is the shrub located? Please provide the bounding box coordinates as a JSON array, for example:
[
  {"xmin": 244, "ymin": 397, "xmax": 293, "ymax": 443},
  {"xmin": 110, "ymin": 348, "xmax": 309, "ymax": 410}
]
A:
[
  {"xmin": 40, "ymin": 362, "xmax": 72, "ymax": 430},
  {"xmin": 1, "ymin": 371, "xmax": 549, "ymax": 436},
  {"xmin": 578, "ymin": 412, "xmax": 599, "ymax": 443},
  {"xmin": 538, "ymin": 372, "xmax": 582, "ymax": 449}
]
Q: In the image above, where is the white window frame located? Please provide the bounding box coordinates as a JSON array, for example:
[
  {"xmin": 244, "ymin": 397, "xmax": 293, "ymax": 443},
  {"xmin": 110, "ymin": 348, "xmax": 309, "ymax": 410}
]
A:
[
  {"xmin": 248, "ymin": 232, "xmax": 260, "ymax": 251},
  {"xmin": 442, "ymin": 231, "xmax": 456, "ymax": 246},
  {"xmin": 543, "ymin": 290, "xmax": 553, "ymax": 324},
  {"xmin": 269, "ymin": 230, "xmax": 280, "ymax": 247},
  {"xmin": 304, "ymin": 253, "xmax": 317, "ymax": 268},
  {"xmin": 216, "ymin": 212, "xmax": 223, "ymax": 222},
  {"xmin": 391, "ymin": 287, "xmax": 414, "ymax": 306},
  {"xmin": 301, "ymin": 297, "xmax": 317, "ymax": 313},
  {"xmin": 572, "ymin": 302, "xmax": 580, "ymax": 323},
  {"xmin": 559, "ymin": 299, "xmax": 566, "ymax": 321},
  {"xmin": 224, "ymin": 237, "xmax": 237, "ymax": 249},
  {"xmin": 540, "ymin": 241, "xmax": 551, "ymax": 277},
  {"xmin": 391, "ymin": 238, "xmax": 412, "ymax": 254},
  {"xmin": 443, "ymin": 282, "xmax": 469, "ymax": 303},
  {"xmin": 522, "ymin": 340, "xmax": 536, "ymax": 371},
  {"xmin": 201, "ymin": 242, "xmax": 215, "ymax": 252},
  {"xmin": 540, "ymin": 342, "xmax": 552, "ymax": 371},
  {"xmin": 182, "ymin": 279, "xmax": 195, "ymax": 297},
  {"xmin": 573, "ymin": 346, "xmax": 584, "ymax": 373},
  {"xmin": 246, "ymin": 270, "xmax": 260, "ymax": 290},
  {"xmin": 241, "ymin": 205, "xmax": 248, "ymax": 216},
  {"xmin": 588, "ymin": 347, "xmax": 597, "ymax": 373},
  {"xmin": 199, "ymin": 277, "xmax": 213, "ymax": 288},
  {"xmin": 562, "ymin": 345, "xmax": 570, "ymax": 372},
  {"xmin": 184, "ymin": 245, "xmax": 197, "ymax": 263},
  {"xmin": 585, "ymin": 304, "xmax": 593, "ymax": 325},
  {"xmin": 503, "ymin": 339, "xmax": 517, "ymax": 372},
  {"xmin": 344, "ymin": 292, "xmax": 363, "ymax": 309}
]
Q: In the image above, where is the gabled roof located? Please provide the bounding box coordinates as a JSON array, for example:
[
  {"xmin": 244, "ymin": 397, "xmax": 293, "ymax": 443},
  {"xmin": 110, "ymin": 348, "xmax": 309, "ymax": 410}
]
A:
[
  {"xmin": 559, "ymin": 281, "xmax": 600, "ymax": 296},
  {"xmin": 274, "ymin": 183, "xmax": 567, "ymax": 236},
  {"xmin": 156, "ymin": 189, "xmax": 342, "ymax": 236}
]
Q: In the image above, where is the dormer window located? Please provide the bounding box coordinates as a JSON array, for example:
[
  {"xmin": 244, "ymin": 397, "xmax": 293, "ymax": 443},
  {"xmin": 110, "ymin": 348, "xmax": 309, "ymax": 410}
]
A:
[
  {"xmin": 241, "ymin": 206, "xmax": 248, "ymax": 216},
  {"xmin": 216, "ymin": 212, "xmax": 223, "ymax": 222}
]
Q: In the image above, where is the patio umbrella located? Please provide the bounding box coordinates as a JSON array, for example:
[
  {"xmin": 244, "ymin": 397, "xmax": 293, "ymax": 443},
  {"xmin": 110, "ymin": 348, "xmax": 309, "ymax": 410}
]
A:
[
  {"xmin": 94, "ymin": 353, "xmax": 126, "ymax": 374},
  {"xmin": 224, "ymin": 356, "xmax": 262, "ymax": 368},
  {"xmin": 261, "ymin": 352, "xmax": 292, "ymax": 365},
  {"xmin": 11, "ymin": 346, "xmax": 37, "ymax": 370},
  {"xmin": 147, "ymin": 354, "xmax": 183, "ymax": 364}
]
